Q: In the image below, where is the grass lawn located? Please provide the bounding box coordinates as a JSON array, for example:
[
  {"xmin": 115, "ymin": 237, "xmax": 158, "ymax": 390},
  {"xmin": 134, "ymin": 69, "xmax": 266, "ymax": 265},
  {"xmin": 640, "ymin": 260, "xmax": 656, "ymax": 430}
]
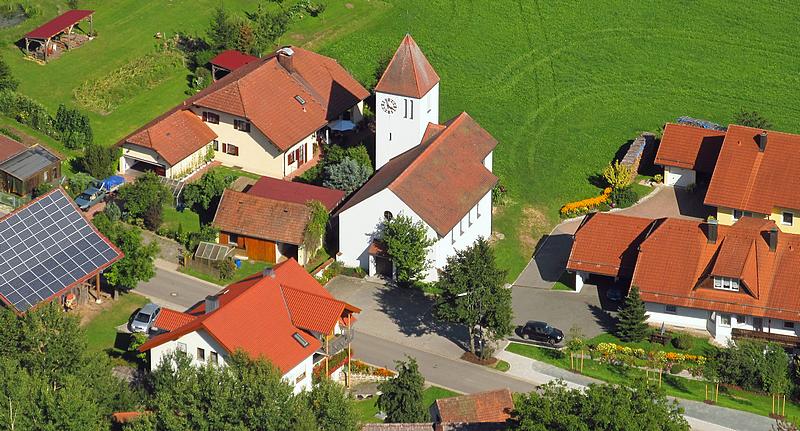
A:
[
  {"xmin": 82, "ymin": 292, "xmax": 148, "ymax": 356},
  {"xmin": 161, "ymin": 204, "xmax": 201, "ymax": 233},
  {"xmin": 507, "ymin": 342, "xmax": 800, "ymax": 422},
  {"xmin": 494, "ymin": 359, "xmax": 510, "ymax": 372},
  {"xmin": 210, "ymin": 165, "xmax": 263, "ymax": 181},
  {"xmin": 180, "ymin": 260, "xmax": 272, "ymax": 286},
  {"xmin": 587, "ymin": 332, "xmax": 716, "ymax": 358},
  {"xmin": 353, "ymin": 385, "xmax": 459, "ymax": 424}
]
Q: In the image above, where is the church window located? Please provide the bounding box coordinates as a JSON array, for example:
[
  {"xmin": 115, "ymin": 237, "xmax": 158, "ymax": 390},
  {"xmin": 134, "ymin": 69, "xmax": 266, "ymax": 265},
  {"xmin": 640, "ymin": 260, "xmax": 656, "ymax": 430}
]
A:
[{"xmin": 404, "ymin": 99, "xmax": 414, "ymax": 119}]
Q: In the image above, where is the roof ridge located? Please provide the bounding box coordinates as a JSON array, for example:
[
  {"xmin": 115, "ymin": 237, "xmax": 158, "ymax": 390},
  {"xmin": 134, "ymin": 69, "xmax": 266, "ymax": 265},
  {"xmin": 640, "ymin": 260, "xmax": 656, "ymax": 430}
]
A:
[
  {"xmin": 282, "ymin": 284, "xmax": 345, "ymax": 307},
  {"xmin": 390, "ymin": 113, "xmax": 467, "ymax": 189},
  {"xmin": 277, "ymin": 284, "xmax": 297, "ymax": 328}
]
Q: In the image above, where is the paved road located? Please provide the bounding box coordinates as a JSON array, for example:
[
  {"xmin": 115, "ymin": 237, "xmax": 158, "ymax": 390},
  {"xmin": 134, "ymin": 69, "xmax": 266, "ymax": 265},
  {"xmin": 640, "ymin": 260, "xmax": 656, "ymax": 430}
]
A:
[{"xmin": 134, "ymin": 259, "xmax": 219, "ymax": 310}]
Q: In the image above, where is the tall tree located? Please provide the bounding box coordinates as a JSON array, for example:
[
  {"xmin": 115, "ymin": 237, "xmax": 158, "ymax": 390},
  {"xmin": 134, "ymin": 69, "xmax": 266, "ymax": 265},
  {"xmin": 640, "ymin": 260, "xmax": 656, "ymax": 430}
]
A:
[
  {"xmin": 247, "ymin": 2, "xmax": 290, "ymax": 55},
  {"xmin": 181, "ymin": 169, "xmax": 235, "ymax": 214},
  {"xmin": 54, "ymin": 104, "xmax": 93, "ymax": 149},
  {"xmin": 0, "ymin": 55, "xmax": 18, "ymax": 92},
  {"xmin": 513, "ymin": 380, "xmax": 689, "ymax": 431},
  {"xmin": 118, "ymin": 171, "xmax": 171, "ymax": 220},
  {"xmin": 77, "ymin": 143, "xmax": 121, "ymax": 179},
  {"xmin": 323, "ymin": 158, "xmax": 371, "ymax": 193},
  {"xmin": 616, "ymin": 286, "xmax": 649, "ymax": 342},
  {"xmin": 304, "ymin": 379, "xmax": 358, "ymax": 431},
  {"xmin": 93, "ymin": 213, "xmax": 159, "ymax": 291},
  {"xmin": 436, "ymin": 238, "xmax": 512, "ymax": 359},
  {"xmin": 207, "ymin": 6, "xmax": 236, "ymax": 51},
  {"xmin": 380, "ymin": 214, "xmax": 435, "ymax": 287},
  {"xmin": 733, "ymin": 110, "xmax": 772, "ymax": 129},
  {"xmin": 377, "ymin": 357, "xmax": 427, "ymax": 423}
]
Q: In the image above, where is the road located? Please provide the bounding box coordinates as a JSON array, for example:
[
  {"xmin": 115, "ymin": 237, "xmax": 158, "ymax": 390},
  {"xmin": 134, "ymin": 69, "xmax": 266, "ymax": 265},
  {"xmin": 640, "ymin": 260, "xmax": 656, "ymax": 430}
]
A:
[{"xmin": 135, "ymin": 260, "xmax": 219, "ymax": 310}]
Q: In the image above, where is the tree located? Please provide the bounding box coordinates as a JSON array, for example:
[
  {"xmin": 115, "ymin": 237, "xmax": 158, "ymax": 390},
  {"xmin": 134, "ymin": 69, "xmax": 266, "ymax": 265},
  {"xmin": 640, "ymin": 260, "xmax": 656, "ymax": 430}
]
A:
[
  {"xmin": 380, "ymin": 214, "xmax": 435, "ymax": 287},
  {"xmin": 143, "ymin": 200, "xmax": 163, "ymax": 231},
  {"xmin": 323, "ymin": 158, "xmax": 371, "ymax": 193},
  {"xmin": 0, "ymin": 55, "xmax": 18, "ymax": 92},
  {"xmin": 513, "ymin": 380, "xmax": 689, "ymax": 431},
  {"xmin": 435, "ymin": 238, "xmax": 512, "ymax": 359},
  {"xmin": 104, "ymin": 200, "xmax": 122, "ymax": 222},
  {"xmin": 602, "ymin": 160, "xmax": 635, "ymax": 190},
  {"xmin": 64, "ymin": 172, "xmax": 94, "ymax": 197},
  {"xmin": 118, "ymin": 172, "xmax": 171, "ymax": 221},
  {"xmin": 54, "ymin": 104, "xmax": 93, "ymax": 149},
  {"xmin": 733, "ymin": 110, "xmax": 772, "ymax": 129},
  {"xmin": 324, "ymin": 144, "xmax": 373, "ymax": 173},
  {"xmin": 566, "ymin": 325, "xmax": 586, "ymax": 372},
  {"xmin": 181, "ymin": 169, "xmax": 235, "ymax": 213},
  {"xmin": 93, "ymin": 213, "xmax": 159, "ymax": 291},
  {"xmin": 207, "ymin": 6, "xmax": 236, "ymax": 51},
  {"xmin": 304, "ymin": 200, "xmax": 329, "ymax": 256},
  {"xmin": 304, "ymin": 379, "xmax": 358, "ymax": 431},
  {"xmin": 77, "ymin": 143, "xmax": 120, "ymax": 178},
  {"xmin": 247, "ymin": 2, "xmax": 290, "ymax": 56},
  {"xmin": 377, "ymin": 357, "xmax": 427, "ymax": 423},
  {"xmin": 761, "ymin": 343, "xmax": 790, "ymax": 416},
  {"xmin": 616, "ymin": 286, "xmax": 649, "ymax": 342}
]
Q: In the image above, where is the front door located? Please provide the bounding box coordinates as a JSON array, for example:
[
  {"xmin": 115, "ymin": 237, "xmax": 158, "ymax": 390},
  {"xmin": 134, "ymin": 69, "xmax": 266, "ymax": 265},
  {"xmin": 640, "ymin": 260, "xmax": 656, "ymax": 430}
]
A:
[{"xmin": 753, "ymin": 317, "xmax": 763, "ymax": 332}]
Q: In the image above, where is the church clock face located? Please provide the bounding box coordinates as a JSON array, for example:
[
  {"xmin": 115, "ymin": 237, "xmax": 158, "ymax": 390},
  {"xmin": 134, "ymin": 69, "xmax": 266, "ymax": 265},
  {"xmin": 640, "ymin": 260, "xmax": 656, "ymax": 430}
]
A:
[{"xmin": 381, "ymin": 97, "xmax": 398, "ymax": 114}]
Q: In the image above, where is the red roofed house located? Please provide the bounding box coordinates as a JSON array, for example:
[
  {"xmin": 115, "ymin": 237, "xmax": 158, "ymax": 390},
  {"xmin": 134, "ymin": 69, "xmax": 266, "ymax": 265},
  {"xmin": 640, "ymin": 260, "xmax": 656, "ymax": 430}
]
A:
[
  {"xmin": 138, "ymin": 258, "xmax": 359, "ymax": 393},
  {"xmin": 655, "ymin": 123, "xmax": 725, "ymax": 188},
  {"xmin": 119, "ymin": 46, "xmax": 369, "ymax": 180},
  {"xmin": 337, "ymin": 35, "xmax": 498, "ymax": 282},
  {"xmin": 212, "ymin": 180, "xmax": 345, "ymax": 264},
  {"xmin": 431, "ymin": 389, "xmax": 514, "ymax": 425}
]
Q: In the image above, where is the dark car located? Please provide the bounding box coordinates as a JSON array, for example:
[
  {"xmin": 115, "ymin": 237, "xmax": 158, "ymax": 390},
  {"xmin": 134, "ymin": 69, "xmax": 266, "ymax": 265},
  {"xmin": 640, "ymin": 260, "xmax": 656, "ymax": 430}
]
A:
[
  {"xmin": 518, "ymin": 321, "xmax": 564, "ymax": 345},
  {"xmin": 74, "ymin": 186, "xmax": 106, "ymax": 211}
]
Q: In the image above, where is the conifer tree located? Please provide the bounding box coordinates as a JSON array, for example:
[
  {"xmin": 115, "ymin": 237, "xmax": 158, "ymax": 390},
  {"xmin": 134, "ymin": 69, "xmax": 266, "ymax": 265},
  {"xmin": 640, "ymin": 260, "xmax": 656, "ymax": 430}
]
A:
[{"xmin": 616, "ymin": 286, "xmax": 649, "ymax": 342}]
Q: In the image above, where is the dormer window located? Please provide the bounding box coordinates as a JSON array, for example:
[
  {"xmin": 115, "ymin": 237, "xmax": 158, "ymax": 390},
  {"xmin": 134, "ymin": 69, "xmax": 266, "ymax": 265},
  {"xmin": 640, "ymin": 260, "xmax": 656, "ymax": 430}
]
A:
[
  {"xmin": 713, "ymin": 276, "xmax": 739, "ymax": 292},
  {"xmin": 234, "ymin": 119, "xmax": 251, "ymax": 132},
  {"xmin": 782, "ymin": 211, "xmax": 793, "ymax": 226},
  {"xmin": 732, "ymin": 209, "xmax": 742, "ymax": 221}
]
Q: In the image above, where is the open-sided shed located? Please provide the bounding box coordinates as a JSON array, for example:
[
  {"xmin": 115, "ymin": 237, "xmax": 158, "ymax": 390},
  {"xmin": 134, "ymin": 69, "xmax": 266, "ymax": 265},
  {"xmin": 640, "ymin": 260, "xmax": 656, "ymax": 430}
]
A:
[{"xmin": 22, "ymin": 9, "xmax": 94, "ymax": 62}]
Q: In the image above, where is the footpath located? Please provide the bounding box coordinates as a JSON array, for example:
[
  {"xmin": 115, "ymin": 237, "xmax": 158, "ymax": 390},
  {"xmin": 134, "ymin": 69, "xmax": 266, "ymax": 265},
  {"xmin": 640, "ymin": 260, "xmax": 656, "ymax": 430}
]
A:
[{"xmin": 497, "ymin": 349, "xmax": 775, "ymax": 431}]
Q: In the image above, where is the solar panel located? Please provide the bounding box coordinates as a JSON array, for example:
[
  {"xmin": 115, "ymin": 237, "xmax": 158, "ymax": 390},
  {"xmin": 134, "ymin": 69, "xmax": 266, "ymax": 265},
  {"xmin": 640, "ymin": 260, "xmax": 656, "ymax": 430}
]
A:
[{"xmin": 0, "ymin": 189, "xmax": 122, "ymax": 312}]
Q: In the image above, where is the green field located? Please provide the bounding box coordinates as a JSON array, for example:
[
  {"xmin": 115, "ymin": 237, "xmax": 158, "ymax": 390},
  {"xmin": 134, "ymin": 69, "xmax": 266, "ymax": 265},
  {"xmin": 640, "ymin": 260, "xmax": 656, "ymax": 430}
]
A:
[
  {"xmin": 82, "ymin": 292, "xmax": 148, "ymax": 356},
  {"xmin": 5, "ymin": 1, "xmax": 800, "ymax": 279}
]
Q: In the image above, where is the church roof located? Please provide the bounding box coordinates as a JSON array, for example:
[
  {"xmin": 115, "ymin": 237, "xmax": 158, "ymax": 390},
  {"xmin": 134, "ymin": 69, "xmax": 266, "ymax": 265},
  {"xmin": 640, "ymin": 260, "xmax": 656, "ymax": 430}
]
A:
[
  {"xmin": 337, "ymin": 112, "xmax": 497, "ymax": 237},
  {"xmin": 375, "ymin": 34, "xmax": 440, "ymax": 98}
]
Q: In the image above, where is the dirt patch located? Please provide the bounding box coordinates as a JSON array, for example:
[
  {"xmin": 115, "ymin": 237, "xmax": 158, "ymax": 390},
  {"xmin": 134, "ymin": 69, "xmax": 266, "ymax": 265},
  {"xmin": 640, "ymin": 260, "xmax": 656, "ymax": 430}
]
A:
[
  {"xmin": 461, "ymin": 351, "xmax": 498, "ymax": 366},
  {"xmin": 345, "ymin": 3, "xmax": 355, "ymax": 8},
  {"xmin": 519, "ymin": 205, "xmax": 549, "ymax": 253},
  {"xmin": 76, "ymin": 294, "xmax": 117, "ymax": 326},
  {"xmin": 290, "ymin": 33, "xmax": 306, "ymax": 41}
]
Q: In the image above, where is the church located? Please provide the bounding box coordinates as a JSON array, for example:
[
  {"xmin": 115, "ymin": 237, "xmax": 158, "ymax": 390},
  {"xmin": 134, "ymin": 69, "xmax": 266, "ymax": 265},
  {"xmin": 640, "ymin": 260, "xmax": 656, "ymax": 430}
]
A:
[{"xmin": 336, "ymin": 35, "xmax": 498, "ymax": 282}]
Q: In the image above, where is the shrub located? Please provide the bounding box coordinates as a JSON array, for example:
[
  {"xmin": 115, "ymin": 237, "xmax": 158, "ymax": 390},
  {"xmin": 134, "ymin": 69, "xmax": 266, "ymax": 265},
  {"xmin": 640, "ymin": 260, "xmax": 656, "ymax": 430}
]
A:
[
  {"xmin": 671, "ymin": 333, "xmax": 694, "ymax": 351},
  {"xmin": 560, "ymin": 187, "xmax": 612, "ymax": 218},
  {"xmin": 602, "ymin": 160, "xmax": 635, "ymax": 190},
  {"xmin": 32, "ymin": 182, "xmax": 53, "ymax": 197},
  {"xmin": 610, "ymin": 187, "xmax": 638, "ymax": 208},
  {"xmin": 492, "ymin": 182, "xmax": 508, "ymax": 205},
  {"xmin": 322, "ymin": 157, "xmax": 370, "ymax": 193},
  {"xmin": 143, "ymin": 202, "xmax": 163, "ymax": 231},
  {"xmin": 216, "ymin": 258, "xmax": 236, "ymax": 280},
  {"xmin": 0, "ymin": 127, "xmax": 21, "ymax": 141},
  {"xmin": 0, "ymin": 56, "xmax": 18, "ymax": 92},
  {"xmin": 670, "ymin": 363, "xmax": 685, "ymax": 375},
  {"xmin": 64, "ymin": 172, "xmax": 94, "ymax": 197},
  {"xmin": 104, "ymin": 201, "xmax": 122, "ymax": 222},
  {"xmin": 54, "ymin": 104, "xmax": 93, "ymax": 149},
  {"xmin": 653, "ymin": 174, "xmax": 663, "ymax": 184},
  {"xmin": 0, "ymin": 90, "xmax": 56, "ymax": 137},
  {"xmin": 76, "ymin": 143, "xmax": 120, "ymax": 178}
]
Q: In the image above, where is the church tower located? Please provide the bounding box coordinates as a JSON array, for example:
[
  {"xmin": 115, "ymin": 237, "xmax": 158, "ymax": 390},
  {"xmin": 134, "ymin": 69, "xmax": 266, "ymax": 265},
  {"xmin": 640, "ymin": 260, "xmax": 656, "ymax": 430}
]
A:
[{"xmin": 374, "ymin": 35, "xmax": 440, "ymax": 169}]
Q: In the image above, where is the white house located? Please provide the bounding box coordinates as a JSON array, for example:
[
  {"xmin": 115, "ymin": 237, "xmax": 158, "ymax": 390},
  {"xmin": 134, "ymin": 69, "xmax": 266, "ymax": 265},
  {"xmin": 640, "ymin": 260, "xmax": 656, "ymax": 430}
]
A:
[
  {"xmin": 336, "ymin": 35, "xmax": 498, "ymax": 282},
  {"xmin": 138, "ymin": 259, "xmax": 359, "ymax": 393},
  {"xmin": 118, "ymin": 47, "xmax": 369, "ymax": 180}
]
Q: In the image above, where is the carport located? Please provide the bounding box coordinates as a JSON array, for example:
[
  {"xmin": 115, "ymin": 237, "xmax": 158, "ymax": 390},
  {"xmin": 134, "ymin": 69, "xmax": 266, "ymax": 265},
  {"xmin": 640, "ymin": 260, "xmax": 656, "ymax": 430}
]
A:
[{"xmin": 120, "ymin": 157, "xmax": 166, "ymax": 177}]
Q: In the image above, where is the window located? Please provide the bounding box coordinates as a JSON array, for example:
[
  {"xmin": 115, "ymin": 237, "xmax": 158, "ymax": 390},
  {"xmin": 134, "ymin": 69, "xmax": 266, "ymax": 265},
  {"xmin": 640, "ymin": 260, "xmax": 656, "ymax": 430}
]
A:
[
  {"xmin": 468, "ymin": 209, "xmax": 473, "ymax": 226},
  {"xmin": 665, "ymin": 305, "xmax": 677, "ymax": 314},
  {"xmin": 234, "ymin": 119, "xmax": 251, "ymax": 132},
  {"xmin": 783, "ymin": 212, "xmax": 794, "ymax": 226},
  {"xmin": 736, "ymin": 315, "xmax": 747, "ymax": 325},
  {"xmin": 288, "ymin": 151, "xmax": 295, "ymax": 165},
  {"xmin": 294, "ymin": 95, "xmax": 306, "ymax": 105},
  {"xmin": 224, "ymin": 143, "xmax": 239, "ymax": 156},
  {"xmin": 212, "ymin": 140, "xmax": 219, "ymax": 151},
  {"xmin": 295, "ymin": 371, "xmax": 307, "ymax": 385},
  {"xmin": 732, "ymin": 209, "xmax": 742, "ymax": 221},
  {"xmin": 383, "ymin": 211, "xmax": 393, "ymax": 221},
  {"xmin": 43, "ymin": 170, "xmax": 48, "ymax": 181},
  {"xmin": 459, "ymin": 218, "xmax": 464, "ymax": 235},
  {"xmin": 176, "ymin": 342, "xmax": 187, "ymax": 353},
  {"xmin": 389, "ymin": 132, "xmax": 392, "ymax": 141},
  {"xmin": 784, "ymin": 321, "xmax": 795, "ymax": 329},
  {"xmin": 719, "ymin": 314, "xmax": 731, "ymax": 327},
  {"xmin": 210, "ymin": 351, "xmax": 219, "ymax": 364},
  {"xmin": 476, "ymin": 201, "xmax": 481, "ymax": 218},
  {"xmin": 292, "ymin": 332, "xmax": 309, "ymax": 347},
  {"xmin": 202, "ymin": 111, "xmax": 219, "ymax": 124},
  {"xmin": 197, "ymin": 347, "xmax": 205, "ymax": 362},
  {"xmin": 451, "ymin": 230, "xmax": 456, "ymax": 245},
  {"xmin": 228, "ymin": 233, "xmax": 239, "ymax": 245},
  {"xmin": 713, "ymin": 276, "xmax": 739, "ymax": 292},
  {"xmin": 404, "ymin": 99, "xmax": 414, "ymax": 119}
]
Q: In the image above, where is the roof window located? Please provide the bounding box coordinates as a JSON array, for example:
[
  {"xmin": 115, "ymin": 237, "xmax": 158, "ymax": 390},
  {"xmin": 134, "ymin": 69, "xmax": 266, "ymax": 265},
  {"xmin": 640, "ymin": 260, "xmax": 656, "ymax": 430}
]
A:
[
  {"xmin": 292, "ymin": 332, "xmax": 309, "ymax": 347},
  {"xmin": 294, "ymin": 95, "xmax": 306, "ymax": 105}
]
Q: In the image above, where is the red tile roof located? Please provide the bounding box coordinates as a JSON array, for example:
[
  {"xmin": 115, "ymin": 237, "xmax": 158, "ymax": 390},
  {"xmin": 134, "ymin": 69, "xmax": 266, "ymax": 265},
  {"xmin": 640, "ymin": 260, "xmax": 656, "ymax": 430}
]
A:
[
  {"xmin": 209, "ymin": 50, "xmax": 258, "ymax": 71},
  {"xmin": 567, "ymin": 213, "xmax": 656, "ymax": 278},
  {"xmin": 25, "ymin": 10, "xmax": 93, "ymax": 39},
  {"xmin": 655, "ymin": 123, "xmax": 725, "ymax": 172},
  {"xmin": 247, "ymin": 176, "xmax": 345, "ymax": 211},
  {"xmin": 376, "ymin": 34, "xmax": 440, "ymax": 98},
  {"xmin": 120, "ymin": 46, "xmax": 368, "ymax": 161},
  {"xmin": 213, "ymin": 189, "xmax": 311, "ymax": 245},
  {"xmin": 434, "ymin": 389, "xmax": 514, "ymax": 424},
  {"xmin": 139, "ymin": 259, "xmax": 359, "ymax": 373},
  {"xmin": 338, "ymin": 113, "xmax": 497, "ymax": 237},
  {"xmin": 153, "ymin": 308, "xmax": 196, "ymax": 332},
  {"xmin": 705, "ymin": 124, "xmax": 800, "ymax": 214},
  {"xmin": 111, "ymin": 411, "xmax": 150, "ymax": 424},
  {"xmin": 125, "ymin": 110, "xmax": 217, "ymax": 166},
  {"xmin": 0, "ymin": 134, "xmax": 27, "ymax": 163}
]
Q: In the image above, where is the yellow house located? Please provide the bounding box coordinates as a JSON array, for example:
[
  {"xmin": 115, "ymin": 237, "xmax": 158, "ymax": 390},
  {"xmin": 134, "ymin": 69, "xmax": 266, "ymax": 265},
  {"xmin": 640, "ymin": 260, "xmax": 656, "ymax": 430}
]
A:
[
  {"xmin": 118, "ymin": 47, "xmax": 369, "ymax": 180},
  {"xmin": 705, "ymin": 125, "xmax": 800, "ymax": 234}
]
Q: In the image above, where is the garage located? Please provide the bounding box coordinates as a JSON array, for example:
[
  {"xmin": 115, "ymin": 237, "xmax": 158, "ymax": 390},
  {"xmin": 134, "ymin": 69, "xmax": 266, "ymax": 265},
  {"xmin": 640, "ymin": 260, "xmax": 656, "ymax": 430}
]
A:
[
  {"xmin": 121, "ymin": 157, "xmax": 166, "ymax": 177},
  {"xmin": 664, "ymin": 165, "xmax": 696, "ymax": 188}
]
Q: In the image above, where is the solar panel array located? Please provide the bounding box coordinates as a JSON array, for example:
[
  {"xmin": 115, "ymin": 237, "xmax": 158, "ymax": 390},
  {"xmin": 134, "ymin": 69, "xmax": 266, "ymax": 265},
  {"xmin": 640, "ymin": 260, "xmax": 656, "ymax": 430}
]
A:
[{"xmin": 0, "ymin": 190, "xmax": 121, "ymax": 312}]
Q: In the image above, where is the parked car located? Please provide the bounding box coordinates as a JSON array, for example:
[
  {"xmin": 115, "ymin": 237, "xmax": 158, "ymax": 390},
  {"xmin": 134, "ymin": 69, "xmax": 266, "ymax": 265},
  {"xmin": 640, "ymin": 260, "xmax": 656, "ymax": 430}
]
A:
[
  {"xmin": 130, "ymin": 303, "xmax": 161, "ymax": 333},
  {"xmin": 518, "ymin": 321, "xmax": 564, "ymax": 345},
  {"xmin": 98, "ymin": 175, "xmax": 125, "ymax": 193},
  {"xmin": 74, "ymin": 186, "xmax": 107, "ymax": 211}
]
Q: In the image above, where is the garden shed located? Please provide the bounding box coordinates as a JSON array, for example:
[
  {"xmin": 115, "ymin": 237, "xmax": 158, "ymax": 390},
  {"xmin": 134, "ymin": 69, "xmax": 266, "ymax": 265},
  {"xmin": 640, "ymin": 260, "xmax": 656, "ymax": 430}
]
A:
[{"xmin": 22, "ymin": 9, "xmax": 94, "ymax": 62}]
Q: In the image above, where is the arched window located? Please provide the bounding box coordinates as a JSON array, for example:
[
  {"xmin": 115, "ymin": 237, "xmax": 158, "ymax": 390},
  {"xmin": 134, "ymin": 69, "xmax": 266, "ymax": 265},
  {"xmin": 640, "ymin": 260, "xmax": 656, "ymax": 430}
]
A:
[{"xmin": 384, "ymin": 211, "xmax": 393, "ymax": 221}]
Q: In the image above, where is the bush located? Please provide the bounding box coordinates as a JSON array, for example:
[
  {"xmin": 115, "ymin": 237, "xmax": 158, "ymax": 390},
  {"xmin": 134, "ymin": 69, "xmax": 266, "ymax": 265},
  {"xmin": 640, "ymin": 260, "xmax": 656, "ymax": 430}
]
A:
[
  {"xmin": 54, "ymin": 104, "xmax": 93, "ymax": 149},
  {"xmin": 216, "ymin": 258, "xmax": 236, "ymax": 280},
  {"xmin": 322, "ymin": 158, "xmax": 371, "ymax": 193},
  {"xmin": 0, "ymin": 127, "xmax": 21, "ymax": 141},
  {"xmin": 610, "ymin": 187, "xmax": 638, "ymax": 208},
  {"xmin": 76, "ymin": 143, "xmax": 120, "ymax": 178},
  {"xmin": 0, "ymin": 90, "xmax": 56, "ymax": 137},
  {"xmin": 653, "ymin": 174, "xmax": 663, "ymax": 184},
  {"xmin": 669, "ymin": 363, "xmax": 685, "ymax": 375},
  {"xmin": 671, "ymin": 333, "xmax": 694, "ymax": 351},
  {"xmin": 104, "ymin": 201, "xmax": 122, "ymax": 222},
  {"xmin": 64, "ymin": 172, "xmax": 94, "ymax": 198},
  {"xmin": 560, "ymin": 188, "xmax": 612, "ymax": 218}
]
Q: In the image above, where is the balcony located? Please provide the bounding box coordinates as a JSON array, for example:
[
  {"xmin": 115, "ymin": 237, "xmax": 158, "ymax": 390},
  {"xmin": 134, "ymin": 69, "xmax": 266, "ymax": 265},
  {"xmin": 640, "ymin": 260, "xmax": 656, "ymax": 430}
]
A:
[
  {"xmin": 731, "ymin": 328, "xmax": 800, "ymax": 348},
  {"xmin": 318, "ymin": 331, "xmax": 354, "ymax": 356}
]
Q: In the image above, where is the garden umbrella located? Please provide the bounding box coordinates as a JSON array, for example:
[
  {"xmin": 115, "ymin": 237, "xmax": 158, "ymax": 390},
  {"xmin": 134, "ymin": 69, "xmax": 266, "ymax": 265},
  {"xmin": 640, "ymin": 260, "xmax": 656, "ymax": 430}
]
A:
[{"xmin": 329, "ymin": 119, "xmax": 356, "ymax": 131}]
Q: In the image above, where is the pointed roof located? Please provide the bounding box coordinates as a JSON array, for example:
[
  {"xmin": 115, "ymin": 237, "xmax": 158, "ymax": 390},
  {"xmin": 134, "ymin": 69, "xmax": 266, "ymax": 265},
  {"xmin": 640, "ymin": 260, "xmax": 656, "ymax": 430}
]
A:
[{"xmin": 375, "ymin": 34, "xmax": 440, "ymax": 98}]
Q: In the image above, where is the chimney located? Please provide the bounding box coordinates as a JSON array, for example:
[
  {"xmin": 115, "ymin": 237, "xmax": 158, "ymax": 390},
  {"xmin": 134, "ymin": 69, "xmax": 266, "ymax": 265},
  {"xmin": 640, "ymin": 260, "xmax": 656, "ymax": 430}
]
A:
[
  {"xmin": 756, "ymin": 131, "xmax": 768, "ymax": 152},
  {"xmin": 277, "ymin": 47, "xmax": 295, "ymax": 73},
  {"xmin": 263, "ymin": 267, "xmax": 276, "ymax": 278},
  {"xmin": 706, "ymin": 218, "xmax": 718, "ymax": 244},
  {"xmin": 769, "ymin": 227, "xmax": 778, "ymax": 252},
  {"xmin": 205, "ymin": 295, "xmax": 219, "ymax": 314}
]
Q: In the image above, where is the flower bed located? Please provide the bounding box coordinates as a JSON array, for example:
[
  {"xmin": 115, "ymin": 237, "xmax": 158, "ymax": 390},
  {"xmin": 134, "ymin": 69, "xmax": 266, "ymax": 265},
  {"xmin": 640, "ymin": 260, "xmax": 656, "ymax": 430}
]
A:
[
  {"xmin": 594, "ymin": 342, "xmax": 706, "ymax": 366},
  {"xmin": 560, "ymin": 187, "xmax": 612, "ymax": 218}
]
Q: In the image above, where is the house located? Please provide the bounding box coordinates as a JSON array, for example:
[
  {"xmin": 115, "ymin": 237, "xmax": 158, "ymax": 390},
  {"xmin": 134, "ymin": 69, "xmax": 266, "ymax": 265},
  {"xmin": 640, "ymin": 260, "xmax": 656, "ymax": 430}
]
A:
[
  {"xmin": 654, "ymin": 123, "xmax": 724, "ymax": 188},
  {"xmin": 213, "ymin": 179, "xmax": 345, "ymax": 264},
  {"xmin": 138, "ymin": 258, "xmax": 359, "ymax": 393},
  {"xmin": 0, "ymin": 188, "xmax": 122, "ymax": 313},
  {"xmin": 209, "ymin": 49, "xmax": 258, "ymax": 81},
  {"xmin": 705, "ymin": 125, "xmax": 800, "ymax": 234},
  {"xmin": 0, "ymin": 135, "xmax": 62, "ymax": 197},
  {"xmin": 568, "ymin": 212, "xmax": 800, "ymax": 345},
  {"xmin": 431, "ymin": 389, "xmax": 514, "ymax": 425},
  {"xmin": 119, "ymin": 46, "xmax": 369, "ymax": 180},
  {"xmin": 337, "ymin": 35, "xmax": 498, "ymax": 282}
]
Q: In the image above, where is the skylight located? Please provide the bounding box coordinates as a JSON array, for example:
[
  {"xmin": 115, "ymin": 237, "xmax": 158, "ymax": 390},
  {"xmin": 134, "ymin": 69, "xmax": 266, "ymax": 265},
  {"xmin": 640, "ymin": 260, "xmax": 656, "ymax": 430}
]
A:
[
  {"xmin": 294, "ymin": 95, "xmax": 306, "ymax": 105},
  {"xmin": 292, "ymin": 332, "xmax": 309, "ymax": 347}
]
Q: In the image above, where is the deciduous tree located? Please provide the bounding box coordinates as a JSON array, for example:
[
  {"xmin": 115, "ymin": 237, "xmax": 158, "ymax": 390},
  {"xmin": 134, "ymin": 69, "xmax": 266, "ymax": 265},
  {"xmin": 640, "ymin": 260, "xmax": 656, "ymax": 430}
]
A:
[
  {"xmin": 602, "ymin": 160, "xmax": 635, "ymax": 190},
  {"xmin": 247, "ymin": 2, "xmax": 290, "ymax": 56},
  {"xmin": 616, "ymin": 286, "xmax": 649, "ymax": 342},
  {"xmin": 303, "ymin": 378, "xmax": 358, "ymax": 431},
  {"xmin": 436, "ymin": 238, "xmax": 512, "ymax": 359},
  {"xmin": 93, "ymin": 213, "xmax": 159, "ymax": 291},
  {"xmin": 181, "ymin": 169, "xmax": 235, "ymax": 213},
  {"xmin": 54, "ymin": 104, "xmax": 93, "ymax": 149},
  {"xmin": 380, "ymin": 214, "xmax": 435, "ymax": 287},
  {"xmin": 77, "ymin": 143, "xmax": 121, "ymax": 179},
  {"xmin": 118, "ymin": 172, "xmax": 171, "ymax": 221},
  {"xmin": 377, "ymin": 357, "xmax": 427, "ymax": 423}
]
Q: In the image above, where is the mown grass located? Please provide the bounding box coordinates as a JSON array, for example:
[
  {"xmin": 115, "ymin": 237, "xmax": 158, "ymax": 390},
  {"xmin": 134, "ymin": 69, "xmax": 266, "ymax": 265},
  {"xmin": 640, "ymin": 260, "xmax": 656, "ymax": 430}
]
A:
[
  {"xmin": 507, "ymin": 342, "xmax": 800, "ymax": 422},
  {"xmin": 352, "ymin": 385, "xmax": 459, "ymax": 424},
  {"xmin": 210, "ymin": 165, "xmax": 262, "ymax": 181},
  {"xmin": 82, "ymin": 292, "xmax": 148, "ymax": 355},
  {"xmin": 180, "ymin": 260, "xmax": 272, "ymax": 286},
  {"xmin": 161, "ymin": 204, "xmax": 201, "ymax": 233}
]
